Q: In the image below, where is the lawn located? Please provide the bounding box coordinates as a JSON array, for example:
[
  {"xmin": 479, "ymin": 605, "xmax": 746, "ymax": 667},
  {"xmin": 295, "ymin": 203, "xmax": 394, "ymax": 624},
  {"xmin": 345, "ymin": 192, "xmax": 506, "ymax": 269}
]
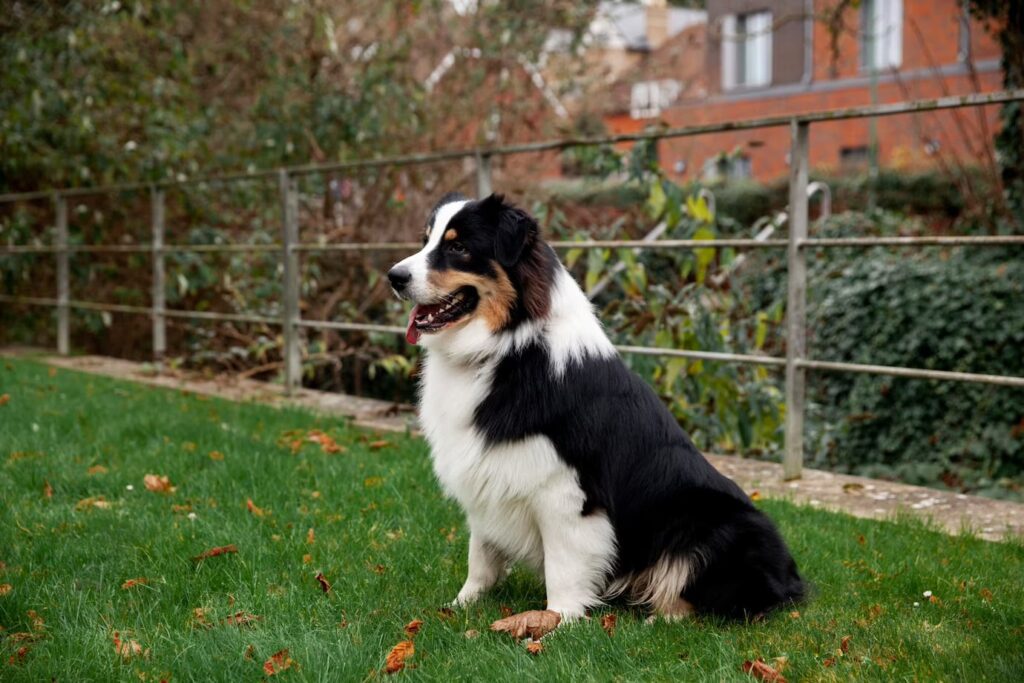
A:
[{"xmin": 1, "ymin": 357, "xmax": 1023, "ymax": 682}]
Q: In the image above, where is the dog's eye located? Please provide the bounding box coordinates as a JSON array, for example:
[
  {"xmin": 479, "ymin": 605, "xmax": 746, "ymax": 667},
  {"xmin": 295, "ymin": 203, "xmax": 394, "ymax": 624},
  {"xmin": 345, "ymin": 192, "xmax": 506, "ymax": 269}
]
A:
[{"xmin": 448, "ymin": 241, "xmax": 468, "ymax": 255}]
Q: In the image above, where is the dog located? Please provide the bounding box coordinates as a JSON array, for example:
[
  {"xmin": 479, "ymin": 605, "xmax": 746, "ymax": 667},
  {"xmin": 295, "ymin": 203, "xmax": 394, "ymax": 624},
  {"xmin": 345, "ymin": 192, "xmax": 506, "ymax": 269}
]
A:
[{"xmin": 388, "ymin": 192, "xmax": 805, "ymax": 624}]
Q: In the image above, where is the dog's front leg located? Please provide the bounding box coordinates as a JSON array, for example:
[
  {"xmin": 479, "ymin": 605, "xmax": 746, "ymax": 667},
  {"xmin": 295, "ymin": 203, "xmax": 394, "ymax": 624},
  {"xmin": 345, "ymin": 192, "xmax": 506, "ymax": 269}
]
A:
[
  {"xmin": 536, "ymin": 491, "xmax": 616, "ymax": 621},
  {"xmin": 453, "ymin": 528, "xmax": 507, "ymax": 607}
]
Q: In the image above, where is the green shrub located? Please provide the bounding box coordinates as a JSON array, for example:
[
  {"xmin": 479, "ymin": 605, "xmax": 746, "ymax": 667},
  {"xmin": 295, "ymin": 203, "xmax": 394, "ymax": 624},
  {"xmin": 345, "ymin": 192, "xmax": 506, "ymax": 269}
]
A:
[{"xmin": 808, "ymin": 247, "xmax": 1024, "ymax": 498}]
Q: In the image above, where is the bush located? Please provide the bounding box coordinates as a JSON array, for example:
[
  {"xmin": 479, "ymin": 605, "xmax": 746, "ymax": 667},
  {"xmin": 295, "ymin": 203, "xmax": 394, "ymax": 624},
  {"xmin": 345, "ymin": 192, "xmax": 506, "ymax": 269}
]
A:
[{"xmin": 807, "ymin": 246, "xmax": 1024, "ymax": 498}]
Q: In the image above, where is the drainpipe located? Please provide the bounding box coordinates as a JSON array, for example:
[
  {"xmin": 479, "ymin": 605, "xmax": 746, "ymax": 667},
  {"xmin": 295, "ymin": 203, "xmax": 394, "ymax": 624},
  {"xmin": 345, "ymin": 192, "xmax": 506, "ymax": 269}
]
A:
[{"xmin": 802, "ymin": 0, "xmax": 813, "ymax": 86}]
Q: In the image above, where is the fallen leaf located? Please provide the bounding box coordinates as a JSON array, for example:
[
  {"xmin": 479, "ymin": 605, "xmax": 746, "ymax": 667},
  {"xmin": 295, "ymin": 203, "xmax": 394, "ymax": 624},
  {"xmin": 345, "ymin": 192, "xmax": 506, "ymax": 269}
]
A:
[
  {"xmin": 87, "ymin": 465, "xmax": 108, "ymax": 476},
  {"xmin": 840, "ymin": 635, "xmax": 851, "ymax": 653},
  {"xmin": 244, "ymin": 644, "xmax": 256, "ymax": 660},
  {"xmin": 437, "ymin": 607, "xmax": 455, "ymax": 620},
  {"xmin": 384, "ymin": 640, "xmax": 414, "ymax": 674},
  {"xmin": 192, "ymin": 607, "xmax": 211, "ymax": 629},
  {"xmin": 143, "ymin": 474, "xmax": 176, "ymax": 494},
  {"xmin": 526, "ymin": 641, "xmax": 543, "ymax": 655},
  {"xmin": 601, "ymin": 613, "xmax": 617, "ymax": 637},
  {"xmin": 980, "ymin": 588, "xmax": 993, "ymax": 602},
  {"xmin": 371, "ymin": 564, "xmax": 387, "ymax": 575},
  {"xmin": 223, "ymin": 611, "xmax": 262, "ymax": 627},
  {"xmin": 27, "ymin": 610, "xmax": 44, "ymax": 632},
  {"xmin": 789, "ymin": 610, "xmax": 800, "ymax": 619},
  {"xmin": 307, "ymin": 430, "xmax": 345, "ymax": 454},
  {"xmin": 43, "ymin": 481, "xmax": 53, "ymax": 498},
  {"xmin": 464, "ymin": 629, "xmax": 480, "ymax": 639},
  {"xmin": 191, "ymin": 544, "xmax": 238, "ymax": 562},
  {"xmin": 246, "ymin": 499, "xmax": 266, "ymax": 517},
  {"xmin": 0, "ymin": 393, "xmax": 10, "ymax": 406},
  {"xmin": 490, "ymin": 610, "xmax": 561, "ymax": 640},
  {"xmin": 306, "ymin": 528, "xmax": 315, "ymax": 545},
  {"xmin": 369, "ymin": 440, "xmax": 391, "ymax": 451},
  {"xmin": 208, "ymin": 450, "xmax": 224, "ymax": 461},
  {"xmin": 823, "ymin": 657, "xmax": 836, "ymax": 667},
  {"xmin": 404, "ymin": 619, "xmax": 423, "ymax": 637},
  {"xmin": 75, "ymin": 496, "xmax": 112, "ymax": 511},
  {"xmin": 7, "ymin": 646, "xmax": 30, "ymax": 665},
  {"xmin": 112, "ymin": 631, "xmax": 148, "ymax": 660},
  {"xmin": 315, "ymin": 572, "xmax": 332, "ymax": 594},
  {"xmin": 364, "ymin": 476, "xmax": 384, "ymax": 488},
  {"xmin": 749, "ymin": 490, "xmax": 762, "ymax": 501},
  {"xmin": 263, "ymin": 648, "xmax": 296, "ymax": 676},
  {"xmin": 742, "ymin": 658, "xmax": 786, "ymax": 682},
  {"xmin": 121, "ymin": 578, "xmax": 149, "ymax": 589},
  {"xmin": 171, "ymin": 503, "xmax": 193, "ymax": 514},
  {"xmin": 8, "ymin": 632, "xmax": 43, "ymax": 643},
  {"xmin": 499, "ymin": 605, "xmax": 513, "ymax": 618},
  {"xmin": 0, "ymin": 583, "xmax": 12, "ymax": 596},
  {"xmin": 302, "ymin": 554, "xmax": 312, "ymax": 564}
]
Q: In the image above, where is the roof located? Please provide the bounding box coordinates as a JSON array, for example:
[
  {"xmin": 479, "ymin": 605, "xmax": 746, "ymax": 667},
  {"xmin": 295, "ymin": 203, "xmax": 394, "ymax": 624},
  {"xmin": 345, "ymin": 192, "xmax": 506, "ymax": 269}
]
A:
[{"xmin": 588, "ymin": 1, "xmax": 706, "ymax": 52}]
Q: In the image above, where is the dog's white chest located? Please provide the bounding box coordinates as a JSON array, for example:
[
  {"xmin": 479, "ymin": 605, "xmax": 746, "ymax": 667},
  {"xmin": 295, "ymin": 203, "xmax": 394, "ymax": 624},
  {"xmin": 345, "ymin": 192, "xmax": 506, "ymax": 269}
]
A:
[{"xmin": 419, "ymin": 352, "xmax": 581, "ymax": 566}]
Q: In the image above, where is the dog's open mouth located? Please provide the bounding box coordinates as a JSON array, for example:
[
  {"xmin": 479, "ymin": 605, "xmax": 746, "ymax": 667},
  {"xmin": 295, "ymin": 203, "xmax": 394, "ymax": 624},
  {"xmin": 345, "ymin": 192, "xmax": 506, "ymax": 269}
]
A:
[{"xmin": 405, "ymin": 286, "xmax": 479, "ymax": 344}]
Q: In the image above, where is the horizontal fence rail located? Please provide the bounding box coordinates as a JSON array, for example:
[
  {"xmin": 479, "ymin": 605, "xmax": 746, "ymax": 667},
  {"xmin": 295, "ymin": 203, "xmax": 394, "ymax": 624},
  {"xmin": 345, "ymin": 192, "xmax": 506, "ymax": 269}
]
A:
[{"xmin": 3, "ymin": 90, "xmax": 1024, "ymax": 481}]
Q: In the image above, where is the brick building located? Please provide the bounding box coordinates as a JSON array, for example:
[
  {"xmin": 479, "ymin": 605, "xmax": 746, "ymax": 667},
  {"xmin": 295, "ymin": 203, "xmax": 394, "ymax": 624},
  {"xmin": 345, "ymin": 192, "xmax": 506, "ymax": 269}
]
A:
[{"xmin": 602, "ymin": 0, "xmax": 1003, "ymax": 182}]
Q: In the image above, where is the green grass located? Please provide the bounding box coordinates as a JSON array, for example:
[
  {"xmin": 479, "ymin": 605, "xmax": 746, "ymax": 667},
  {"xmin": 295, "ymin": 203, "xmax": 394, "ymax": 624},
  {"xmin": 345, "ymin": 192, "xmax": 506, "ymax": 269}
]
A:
[{"xmin": 1, "ymin": 357, "xmax": 1023, "ymax": 682}]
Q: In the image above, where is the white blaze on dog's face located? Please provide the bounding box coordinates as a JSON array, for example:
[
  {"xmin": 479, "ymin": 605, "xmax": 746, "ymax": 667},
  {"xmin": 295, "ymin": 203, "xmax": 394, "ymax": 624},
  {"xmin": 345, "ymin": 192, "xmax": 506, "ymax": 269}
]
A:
[{"xmin": 388, "ymin": 193, "xmax": 556, "ymax": 346}]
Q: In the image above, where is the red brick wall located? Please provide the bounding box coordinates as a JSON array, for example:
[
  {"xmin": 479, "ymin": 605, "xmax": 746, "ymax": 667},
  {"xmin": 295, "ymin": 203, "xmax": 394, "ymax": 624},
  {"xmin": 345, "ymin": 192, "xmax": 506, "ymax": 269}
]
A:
[{"xmin": 604, "ymin": 0, "xmax": 1005, "ymax": 182}]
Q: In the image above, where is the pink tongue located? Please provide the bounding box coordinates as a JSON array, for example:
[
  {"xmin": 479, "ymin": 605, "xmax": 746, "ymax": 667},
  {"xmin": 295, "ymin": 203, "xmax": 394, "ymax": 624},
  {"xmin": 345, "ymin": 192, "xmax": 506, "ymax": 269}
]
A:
[{"xmin": 405, "ymin": 306, "xmax": 421, "ymax": 345}]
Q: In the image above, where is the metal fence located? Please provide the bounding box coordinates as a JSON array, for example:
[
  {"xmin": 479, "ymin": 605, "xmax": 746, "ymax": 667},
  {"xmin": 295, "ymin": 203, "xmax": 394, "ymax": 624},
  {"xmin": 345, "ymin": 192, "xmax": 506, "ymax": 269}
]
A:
[{"xmin": 3, "ymin": 89, "xmax": 1024, "ymax": 480}]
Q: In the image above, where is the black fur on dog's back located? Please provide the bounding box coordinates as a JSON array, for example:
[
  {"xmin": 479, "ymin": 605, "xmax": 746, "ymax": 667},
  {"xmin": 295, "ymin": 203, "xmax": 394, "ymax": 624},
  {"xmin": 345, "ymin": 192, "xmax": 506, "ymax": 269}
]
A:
[{"xmin": 474, "ymin": 341, "xmax": 805, "ymax": 619}]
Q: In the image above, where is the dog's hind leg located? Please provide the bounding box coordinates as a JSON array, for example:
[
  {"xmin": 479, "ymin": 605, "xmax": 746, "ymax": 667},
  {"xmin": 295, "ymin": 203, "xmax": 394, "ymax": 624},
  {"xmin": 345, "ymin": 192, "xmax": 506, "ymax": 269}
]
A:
[{"xmin": 453, "ymin": 531, "xmax": 508, "ymax": 607}]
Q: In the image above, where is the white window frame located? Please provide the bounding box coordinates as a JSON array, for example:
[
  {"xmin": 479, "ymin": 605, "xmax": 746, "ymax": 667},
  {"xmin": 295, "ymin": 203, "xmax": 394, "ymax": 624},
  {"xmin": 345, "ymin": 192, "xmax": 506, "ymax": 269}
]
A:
[
  {"xmin": 861, "ymin": 0, "xmax": 903, "ymax": 70},
  {"xmin": 630, "ymin": 79, "xmax": 682, "ymax": 119},
  {"xmin": 721, "ymin": 10, "xmax": 773, "ymax": 91}
]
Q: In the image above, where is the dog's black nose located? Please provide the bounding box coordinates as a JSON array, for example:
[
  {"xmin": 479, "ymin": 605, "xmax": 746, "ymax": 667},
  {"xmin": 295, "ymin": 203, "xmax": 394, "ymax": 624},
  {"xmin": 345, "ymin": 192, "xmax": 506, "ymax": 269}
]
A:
[{"xmin": 388, "ymin": 265, "xmax": 411, "ymax": 291}]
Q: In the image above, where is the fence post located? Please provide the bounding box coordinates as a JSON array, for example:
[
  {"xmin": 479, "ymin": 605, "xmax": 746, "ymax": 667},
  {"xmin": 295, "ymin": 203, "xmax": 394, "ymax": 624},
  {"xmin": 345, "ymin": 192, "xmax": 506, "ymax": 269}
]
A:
[
  {"xmin": 54, "ymin": 192, "xmax": 69, "ymax": 356},
  {"xmin": 151, "ymin": 186, "xmax": 166, "ymax": 368},
  {"xmin": 783, "ymin": 119, "xmax": 810, "ymax": 480},
  {"xmin": 279, "ymin": 169, "xmax": 301, "ymax": 395},
  {"xmin": 475, "ymin": 152, "xmax": 493, "ymax": 197}
]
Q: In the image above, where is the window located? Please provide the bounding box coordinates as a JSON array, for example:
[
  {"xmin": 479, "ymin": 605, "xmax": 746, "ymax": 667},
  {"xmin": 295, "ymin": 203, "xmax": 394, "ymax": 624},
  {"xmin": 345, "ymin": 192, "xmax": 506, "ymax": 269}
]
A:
[
  {"xmin": 630, "ymin": 79, "xmax": 682, "ymax": 119},
  {"xmin": 839, "ymin": 146, "xmax": 870, "ymax": 173},
  {"xmin": 702, "ymin": 154, "xmax": 752, "ymax": 182},
  {"xmin": 860, "ymin": 0, "xmax": 902, "ymax": 70},
  {"xmin": 721, "ymin": 11, "xmax": 772, "ymax": 90}
]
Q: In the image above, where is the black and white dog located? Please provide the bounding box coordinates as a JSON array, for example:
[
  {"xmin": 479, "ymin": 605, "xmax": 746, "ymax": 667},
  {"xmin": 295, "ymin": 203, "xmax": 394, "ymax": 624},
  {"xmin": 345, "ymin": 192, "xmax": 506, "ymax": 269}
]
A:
[{"xmin": 388, "ymin": 193, "xmax": 805, "ymax": 623}]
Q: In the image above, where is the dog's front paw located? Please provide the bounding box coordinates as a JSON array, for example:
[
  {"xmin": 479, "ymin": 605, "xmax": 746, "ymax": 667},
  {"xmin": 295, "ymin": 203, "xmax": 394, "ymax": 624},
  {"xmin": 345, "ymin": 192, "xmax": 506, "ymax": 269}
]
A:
[{"xmin": 450, "ymin": 588, "xmax": 482, "ymax": 609}]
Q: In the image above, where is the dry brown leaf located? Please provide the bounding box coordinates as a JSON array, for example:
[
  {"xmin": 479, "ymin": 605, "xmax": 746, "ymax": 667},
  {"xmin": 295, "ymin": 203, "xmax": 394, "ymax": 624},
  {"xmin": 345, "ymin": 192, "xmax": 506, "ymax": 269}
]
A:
[
  {"xmin": 0, "ymin": 583, "xmax": 12, "ymax": 596},
  {"xmin": 823, "ymin": 657, "xmax": 836, "ymax": 668},
  {"xmin": 208, "ymin": 450, "xmax": 224, "ymax": 461},
  {"xmin": 191, "ymin": 544, "xmax": 238, "ymax": 562},
  {"xmin": 87, "ymin": 465, "xmax": 108, "ymax": 476},
  {"xmin": 27, "ymin": 610, "xmax": 44, "ymax": 632},
  {"xmin": 192, "ymin": 607, "xmax": 211, "ymax": 629},
  {"xmin": 600, "ymin": 613, "xmax": 617, "ymax": 637},
  {"xmin": 383, "ymin": 640, "xmax": 414, "ymax": 674},
  {"xmin": 307, "ymin": 430, "xmax": 345, "ymax": 454},
  {"xmin": 437, "ymin": 607, "xmax": 455, "ymax": 620},
  {"xmin": 315, "ymin": 572, "xmax": 332, "ymax": 594},
  {"xmin": 246, "ymin": 499, "xmax": 266, "ymax": 517},
  {"xmin": 8, "ymin": 645, "xmax": 30, "ymax": 665},
  {"xmin": 223, "ymin": 611, "xmax": 262, "ymax": 627},
  {"xmin": 43, "ymin": 481, "xmax": 53, "ymax": 498},
  {"xmin": 306, "ymin": 527, "xmax": 315, "ymax": 545},
  {"xmin": 742, "ymin": 658, "xmax": 787, "ymax": 682},
  {"xmin": 499, "ymin": 605, "xmax": 514, "ymax": 618},
  {"xmin": 840, "ymin": 635, "xmax": 852, "ymax": 654},
  {"xmin": 526, "ymin": 641, "xmax": 544, "ymax": 655},
  {"xmin": 788, "ymin": 610, "xmax": 800, "ymax": 619},
  {"xmin": 404, "ymin": 619, "xmax": 423, "ymax": 638},
  {"xmin": 8, "ymin": 632, "xmax": 43, "ymax": 643},
  {"xmin": 749, "ymin": 490, "xmax": 762, "ymax": 501},
  {"xmin": 112, "ymin": 631, "xmax": 148, "ymax": 660},
  {"xmin": 171, "ymin": 503, "xmax": 193, "ymax": 514},
  {"xmin": 121, "ymin": 578, "xmax": 149, "ymax": 589},
  {"xmin": 490, "ymin": 610, "xmax": 561, "ymax": 640},
  {"xmin": 143, "ymin": 474, "xmax": 176, "ymax": 494},
  {"xmin": 75, "ymin": 496, "xmax": 112, "ymax": 511},
  {"xmin": 0, "ymin": 393, "xmax": 10, "ymax": 406},
  {"xmin": 263, "ymin": 648, "xmax": 296, "ymax": 676},
  {"xmin": 369, "ymin": 440, "xmax": 391, "ymax": 451},
  {"xmin": 464, "ymin": 629, "xmax": 479, "ymax": 639},
  {"xmin": 244, "ymin": 644, "xmax": 256, "ymax": 660},
  {"xmin": 302, "ymin": 554, "xmax": 312, "ymax": 564},
  {"xmin": 980, "ymin": 588, "xmax": 993, "ymax": 602}
]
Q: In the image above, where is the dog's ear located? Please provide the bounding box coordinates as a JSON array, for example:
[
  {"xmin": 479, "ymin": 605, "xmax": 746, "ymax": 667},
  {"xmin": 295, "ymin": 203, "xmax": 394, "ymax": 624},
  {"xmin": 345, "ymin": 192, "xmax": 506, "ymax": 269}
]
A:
[{"xmin": 481, "ymin": 193, "xmax": 536, "ymax": 268}]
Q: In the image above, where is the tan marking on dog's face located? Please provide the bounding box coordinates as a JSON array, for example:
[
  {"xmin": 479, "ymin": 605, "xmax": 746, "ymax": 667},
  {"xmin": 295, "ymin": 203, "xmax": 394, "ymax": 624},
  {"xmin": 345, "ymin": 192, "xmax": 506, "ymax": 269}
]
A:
[
  {"xmin": 444, "ymin": 229, "xmax": 458, "ymax": 241},
  {"xmin": 426, "ymin": 261, "xmax": 516, "ymax": 332}
]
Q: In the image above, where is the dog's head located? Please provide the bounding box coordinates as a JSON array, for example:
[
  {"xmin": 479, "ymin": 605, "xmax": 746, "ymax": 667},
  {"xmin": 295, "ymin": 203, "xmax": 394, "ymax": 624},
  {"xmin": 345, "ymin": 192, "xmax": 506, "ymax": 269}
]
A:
[{"xmin": 388, "ymin": 193, "xmax": 556, "ymax": 346}]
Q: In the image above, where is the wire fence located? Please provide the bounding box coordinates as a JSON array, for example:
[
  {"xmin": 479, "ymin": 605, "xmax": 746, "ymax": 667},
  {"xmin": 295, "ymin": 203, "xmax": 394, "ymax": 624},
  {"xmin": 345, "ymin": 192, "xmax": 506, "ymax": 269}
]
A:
[{"xmin": 3, "ymin": 89, "xmax": 1024, "ymax": 479}]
